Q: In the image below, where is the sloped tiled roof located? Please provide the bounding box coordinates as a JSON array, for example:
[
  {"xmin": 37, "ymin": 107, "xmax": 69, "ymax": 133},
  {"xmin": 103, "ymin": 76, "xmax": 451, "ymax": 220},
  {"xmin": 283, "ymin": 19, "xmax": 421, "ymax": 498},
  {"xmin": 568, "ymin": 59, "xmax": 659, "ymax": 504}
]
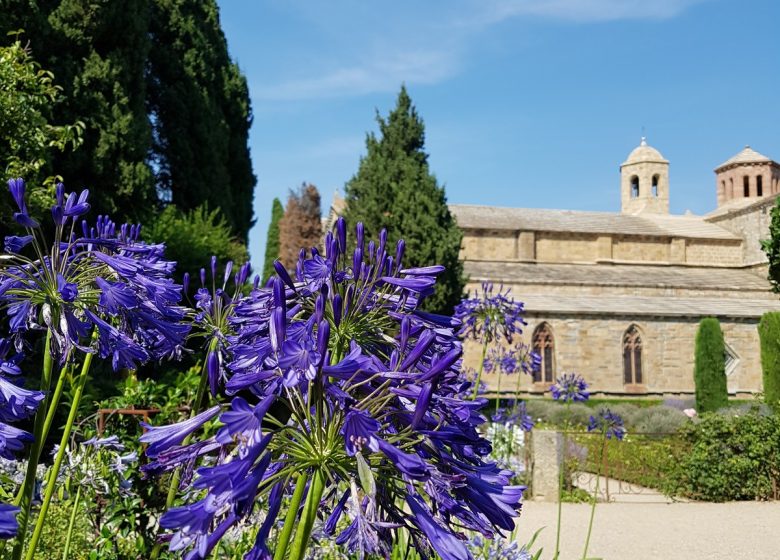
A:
[
  {"xmin": 463, "ymin": 261, "xmax": 770, "ymax": 292},
  {"xmin": 520, "ymin": 293, "xmax": 780, "ymax": 318},
  {"xmin": 716, "ymin": 146, "xmax": 773, "ymax": 170},
  {"xmin": 450, "ymin": 205, "xmax": 740, "ymax": 240}
]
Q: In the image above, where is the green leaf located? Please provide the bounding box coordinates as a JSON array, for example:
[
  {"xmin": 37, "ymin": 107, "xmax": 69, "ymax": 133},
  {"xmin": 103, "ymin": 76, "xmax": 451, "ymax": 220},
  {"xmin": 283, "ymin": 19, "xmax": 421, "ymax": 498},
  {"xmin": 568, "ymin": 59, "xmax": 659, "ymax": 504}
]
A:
[{"xmin": 356, "ymin": 452, "xmax": 376, "ymax": 497}]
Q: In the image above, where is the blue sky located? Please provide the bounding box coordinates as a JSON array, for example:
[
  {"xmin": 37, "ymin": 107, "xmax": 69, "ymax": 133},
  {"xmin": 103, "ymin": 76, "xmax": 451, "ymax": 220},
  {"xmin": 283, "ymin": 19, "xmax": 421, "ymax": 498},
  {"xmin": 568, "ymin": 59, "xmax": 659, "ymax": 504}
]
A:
[{"xmin": 217, "ymin": 0, "xmax": 780, "ymax": 268}]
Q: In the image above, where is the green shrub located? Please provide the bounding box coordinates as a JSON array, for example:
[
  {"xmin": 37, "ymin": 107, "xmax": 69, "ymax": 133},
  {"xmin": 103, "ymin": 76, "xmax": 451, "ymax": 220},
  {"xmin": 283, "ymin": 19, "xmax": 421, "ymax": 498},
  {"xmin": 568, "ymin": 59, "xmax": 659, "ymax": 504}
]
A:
[
  {"xmin": 759, "ymin": 311, "xmax": 780, "ymax": 409},
  {"xmin": 694, "ymin": 317, "xmax": 728, "ymax": 412},
  {"xmin": 667, "ymin": 409, "xmax": 780, "ymax": 501},
  {"xmin": 143, "ymin": 204, "xmax": 248, "ymax": 282},
  {"xmin": 571, "ymin": 433, "xmax": 686, "ymax": 491}
]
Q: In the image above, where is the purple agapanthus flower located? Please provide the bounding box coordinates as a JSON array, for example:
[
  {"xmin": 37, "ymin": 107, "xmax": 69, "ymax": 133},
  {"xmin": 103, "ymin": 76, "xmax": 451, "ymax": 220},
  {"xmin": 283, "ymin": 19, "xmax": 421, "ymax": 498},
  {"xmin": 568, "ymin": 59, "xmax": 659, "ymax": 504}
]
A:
[
  {"xmin": 454, "ymin": 282, "xmax": 527, "ymax": 344},
  {"xmin": 139, "ymin": 406, "xmax": 221, "ymax": 458},
  {"xmin": 183, "ymin": 257, "xmax": 252, "ymax": 396},
  {"xmin": 550, "ymin": 372, "xmax": 590, "ymax": 403},
  {"xmin": 141, "ymin": 218, "xmax": 523, "ymax": 560},
  {"xmin": 0, "ymin": 422, "xmax": 34, "ymax": 459},
  {"xmin": 0, "ymin": 502, "xmax": 20, "ymax": 539},
  {"xmin": 1, "ymin": 179, "xmax": 190, "ymax": 368},
  {"xmin": 588, "ymin": 409, "xmax": 627, "ymax": 440}
]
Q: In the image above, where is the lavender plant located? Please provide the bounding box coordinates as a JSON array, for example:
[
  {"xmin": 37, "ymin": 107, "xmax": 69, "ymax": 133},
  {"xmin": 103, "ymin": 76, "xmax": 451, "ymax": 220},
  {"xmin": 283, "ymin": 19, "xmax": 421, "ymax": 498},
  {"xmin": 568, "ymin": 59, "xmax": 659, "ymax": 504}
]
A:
[
  {"xmin": 454, "ymin": 282, "xmax": 527, "ymax": 399},
  {"xmin": 0, "ymin": 178, "xmax": 188, "ymax": 560},
  {"xmin": 140, "ymin": 219, "xmax": 525, "ymax": 560}
]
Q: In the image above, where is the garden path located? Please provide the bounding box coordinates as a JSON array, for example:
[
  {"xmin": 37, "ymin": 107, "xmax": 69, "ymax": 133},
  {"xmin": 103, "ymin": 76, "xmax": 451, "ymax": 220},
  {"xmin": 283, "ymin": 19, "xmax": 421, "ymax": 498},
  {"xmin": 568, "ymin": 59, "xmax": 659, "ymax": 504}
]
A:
[{"xmin": 519, "ymin": 500, "xmax": 780, "ymax": 559}]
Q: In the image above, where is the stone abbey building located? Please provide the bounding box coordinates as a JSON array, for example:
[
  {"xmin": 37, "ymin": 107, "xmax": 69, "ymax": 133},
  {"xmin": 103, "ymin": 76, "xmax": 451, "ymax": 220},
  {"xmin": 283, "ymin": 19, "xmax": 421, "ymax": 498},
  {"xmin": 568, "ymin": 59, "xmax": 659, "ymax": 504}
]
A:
[{"xmin": 452, "ymin": 140, "xmax": 780, "ymax": 398}]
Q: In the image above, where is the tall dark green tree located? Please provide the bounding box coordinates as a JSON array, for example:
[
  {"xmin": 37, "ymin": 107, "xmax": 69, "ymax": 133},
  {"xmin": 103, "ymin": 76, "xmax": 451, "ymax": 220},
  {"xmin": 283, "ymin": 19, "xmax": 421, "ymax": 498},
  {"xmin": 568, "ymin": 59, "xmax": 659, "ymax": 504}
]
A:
[
  {"xmin": 263, "ymin": 197, "xmax": 284, "ymax": 281},
  {"xmin": 344, "ymin": 86, "xmax": 465, "ymax": 313},
  {"xmin": 0, "ymin": 0, "xmax": 255, "ymax": 238},
  {"xmin": 0, "ymin": 0, "xmax": 158, "ymax": 222},
  {"xmin": 759, "ymin": 311, "xmax": 780, "ymax": 409},
  {"xmin": 148, "ymin": 0, "xmax": 255, "ymax": 241},
  {"xmin": 694, "ymin": 317, "xmax": 729, "ymax": 413}
]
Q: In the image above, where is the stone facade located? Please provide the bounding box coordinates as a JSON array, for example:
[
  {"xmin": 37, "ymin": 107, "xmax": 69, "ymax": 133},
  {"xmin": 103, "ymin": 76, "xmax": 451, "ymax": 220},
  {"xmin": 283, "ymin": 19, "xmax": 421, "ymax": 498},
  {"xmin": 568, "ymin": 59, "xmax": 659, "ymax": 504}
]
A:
[
  {"xmin": 321, "ymin": 141, "xmax": 780, "ymax": 397},
  {"xmin": 452, "ymin": 140, "xmax": 780, "ymax": 398}
]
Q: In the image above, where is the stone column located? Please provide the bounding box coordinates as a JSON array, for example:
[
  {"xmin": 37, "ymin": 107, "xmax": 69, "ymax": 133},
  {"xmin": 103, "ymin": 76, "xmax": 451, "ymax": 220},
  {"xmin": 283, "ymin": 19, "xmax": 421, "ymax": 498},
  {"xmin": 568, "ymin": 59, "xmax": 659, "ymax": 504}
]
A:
[{"xmin": 531, "ymin": 429, "xmax": 563, "ymax": 502}]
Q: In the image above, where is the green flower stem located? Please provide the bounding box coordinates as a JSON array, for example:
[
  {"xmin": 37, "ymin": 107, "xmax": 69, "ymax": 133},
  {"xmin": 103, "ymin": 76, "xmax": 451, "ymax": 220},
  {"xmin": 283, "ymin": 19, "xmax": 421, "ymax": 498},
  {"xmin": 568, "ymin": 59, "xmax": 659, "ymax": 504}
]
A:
[
  {"xmin": 12, "ymin": 331, "xmax": 54, "ymax": 560},
  {"xmin": 553, "ymin": 402, "xmax": 571, "ymax": 560},
  {"xmin": 25, "ymin": 341, "xmax": 96, "ymax": 560},
  {"xmin": 512, "ymin": 369, "xmax": 523, "ymax": 411},
  {"xmin": 40, "ymin": 361, "xmax": 72, "ymax": 454},
  {"xmin": 273, "ymin": 472, "xmax": 309, "ymax": 560},
  {"xmin": 582, "ymin": 437, "xmax": 607, "ymax": 560},
  {"xmin": 471, "ymin": 340, "xmax": 489, "ymax": 400},
  {"xmin": 62, "ymin": 484, "xmax": 82, "ymax": 560},
  {"xmin": 288, "ymin": 469, "xmax": 326, "ymax": 560},
  {"xmin": 150, "ymin": 339, "xmax": 216, "ymax": 560},
  {"xmin": 495, "ymin": 372, "xmax": 502, "ymax": 414}
]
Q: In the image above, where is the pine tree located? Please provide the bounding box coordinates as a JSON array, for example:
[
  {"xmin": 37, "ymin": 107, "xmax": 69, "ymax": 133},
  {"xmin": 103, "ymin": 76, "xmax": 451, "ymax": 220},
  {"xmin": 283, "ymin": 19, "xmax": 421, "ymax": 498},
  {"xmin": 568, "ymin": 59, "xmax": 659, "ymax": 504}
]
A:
[
  {"xmin": 759, "ymin": 311, "xmax": 780, "ymax": 409},
  {"xmin": 263, "ymin": 198, "xmax": 284, "ymax": 281},
  {"xmin": 278, "ymin": 184, "xmax": 322, "ymax": 270},
  {"xmin": 694, "ymin": 317, "xmax": 728, "ymax": 413},
  {"xmin": 148, "ymin": 0, "xmax": 256, "ymax": 241},
  {"xmin": 343, "ymin": 86, "xmax": 465, "ymax": 314}
]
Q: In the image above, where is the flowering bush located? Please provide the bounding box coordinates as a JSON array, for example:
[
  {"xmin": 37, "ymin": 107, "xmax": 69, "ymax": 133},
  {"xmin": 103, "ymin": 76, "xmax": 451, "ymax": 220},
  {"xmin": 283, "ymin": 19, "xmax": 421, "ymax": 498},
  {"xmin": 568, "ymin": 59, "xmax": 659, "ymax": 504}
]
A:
[{"xmin": 140, "ymin": 219, "xmax": 524, "ymax": 560}]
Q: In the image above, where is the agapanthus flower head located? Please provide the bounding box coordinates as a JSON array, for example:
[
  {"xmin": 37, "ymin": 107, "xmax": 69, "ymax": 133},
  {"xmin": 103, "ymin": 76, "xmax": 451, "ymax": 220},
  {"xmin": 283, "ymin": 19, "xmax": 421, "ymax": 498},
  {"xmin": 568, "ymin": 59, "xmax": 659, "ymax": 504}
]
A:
[
  {"xmin": 1, "ymin": 178, "xmax": 189, "ymax": 367},
  {"xmin": 454, "ymin": 282, "xmax": 527, "ymax": 344},
  {"xmin": 468, "ymin": 534, "xmax": 532, "ymax": 560},
  {"xmin": 142, "ymin": 218, "xmax": 523, "ymax": 560},
  {"xmin": 550, "ymin": 372, "xmax": 590, "ymax": 403},
  {"xmin": 492, "ymin": 401, "xmax": 534, "ymax": 433},
  {"xmin": 588, "ymin": 409, "xmax": 627, "ymax": 440},
  {"xmin": 183, "ymin": 256, "xmax": 252, "ymax": 395}
]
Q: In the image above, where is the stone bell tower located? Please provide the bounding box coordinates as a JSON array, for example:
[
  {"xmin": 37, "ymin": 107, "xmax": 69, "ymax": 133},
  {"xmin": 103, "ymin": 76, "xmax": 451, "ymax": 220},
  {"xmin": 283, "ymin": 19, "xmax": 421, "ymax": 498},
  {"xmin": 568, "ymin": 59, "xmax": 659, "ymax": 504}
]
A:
[{"xmin": 620, "ymin": 137, "xmax": 670, "ymax": 214}]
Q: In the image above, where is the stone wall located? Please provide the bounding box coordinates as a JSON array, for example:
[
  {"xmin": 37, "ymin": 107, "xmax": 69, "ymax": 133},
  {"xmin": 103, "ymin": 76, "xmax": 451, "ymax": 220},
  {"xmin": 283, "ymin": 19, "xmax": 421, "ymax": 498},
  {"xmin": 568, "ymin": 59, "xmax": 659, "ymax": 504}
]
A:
[
  {"xmin": 464, "ymin": 315, "xmax": 763, "ymax": 397},
  {"xmin": 707, "ymin": 196, "xmax": 776, "ymax": 267},
  {"xmin": 684, "ymin": 239, "xmax": 744, "ymax": 266},
  {"xmin": 460, "ymin": 228, "xmax": 744, "ymax": 267}
]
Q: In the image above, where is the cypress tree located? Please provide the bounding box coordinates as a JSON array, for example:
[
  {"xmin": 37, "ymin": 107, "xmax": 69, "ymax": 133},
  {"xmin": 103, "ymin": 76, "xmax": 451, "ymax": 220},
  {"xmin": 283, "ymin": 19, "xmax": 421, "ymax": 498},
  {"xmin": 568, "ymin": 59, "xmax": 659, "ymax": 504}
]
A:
[
  {"xmin": 344, "ymin": 85, "xmax": 465, "ymax": 314},
  {"xmin": 759, "ymin": 311, "xmax": 780, "ymax": 409},
  {"xmin": 263, "ymin": 197, "xmax": 284, "ymax": 281},
  {"xmin": 32, "ymin": 0, "xmax": 156, "ymax": 222},
  {"xmin": 0, "ymin": 0, "xmax": 255, "ymax": 237},
  {"xmin": 148, "ymin": 0, "xmax": 256, "ymax": 241},
  {"xmin": 694, "ymin": 317, "xmax": 728, "ymax": 412},
  {"xmin": 278, "ymin": 183, "xmax": 321, "ymax": 270}
]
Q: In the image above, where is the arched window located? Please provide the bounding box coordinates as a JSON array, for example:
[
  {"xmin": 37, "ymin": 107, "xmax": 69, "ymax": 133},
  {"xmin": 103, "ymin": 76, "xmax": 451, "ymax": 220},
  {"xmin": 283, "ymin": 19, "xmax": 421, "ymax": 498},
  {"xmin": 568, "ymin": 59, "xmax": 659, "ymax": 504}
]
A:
[
  {"xmin": 623, "ymin": 325, "xmax": 643, "ymax": 385},
  {"xmin": 532, "ymin": 323, "xmax": 555, "ymax": 383},
  {"xmin": 744, "ymin": 176, "xmax": 750, "ymax": 197},
  {"xmin": 757, "ymin": 175, "xmax": 763, "ymax": 197},
  {"xmin": 652, "ymin": 175, "xmax": 659, "ymax": 197},
  {"xmin": 729, "ymin": 178, "xmax": 734, "ymax": 197},
  {"xmin": 630, "ymin": 176, "xmax": 639, "ymax": 198}
]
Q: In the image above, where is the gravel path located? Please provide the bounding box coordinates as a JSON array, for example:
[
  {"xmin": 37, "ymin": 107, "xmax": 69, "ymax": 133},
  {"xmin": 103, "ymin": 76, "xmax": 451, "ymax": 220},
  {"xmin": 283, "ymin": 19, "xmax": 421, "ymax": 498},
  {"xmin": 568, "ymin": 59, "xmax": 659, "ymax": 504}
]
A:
[{"xmin": 518, "ymin": 501, "xmax": 780, "ymax": 559}]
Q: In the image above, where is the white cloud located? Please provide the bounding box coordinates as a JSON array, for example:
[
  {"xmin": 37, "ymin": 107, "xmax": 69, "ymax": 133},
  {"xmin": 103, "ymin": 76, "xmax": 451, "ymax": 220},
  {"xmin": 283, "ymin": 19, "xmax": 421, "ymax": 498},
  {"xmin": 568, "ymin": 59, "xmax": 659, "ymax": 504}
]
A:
[
  {"xmin": 470, "ymin": 0, "xmax": 710, "ymax": 24},
  {"xmin": 253, "ymin": 48, "xmax": 459, "ymax": 101},
  {"xmin": 254, "ymin": 0, "xmax": 708, "ymax": 102}
]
